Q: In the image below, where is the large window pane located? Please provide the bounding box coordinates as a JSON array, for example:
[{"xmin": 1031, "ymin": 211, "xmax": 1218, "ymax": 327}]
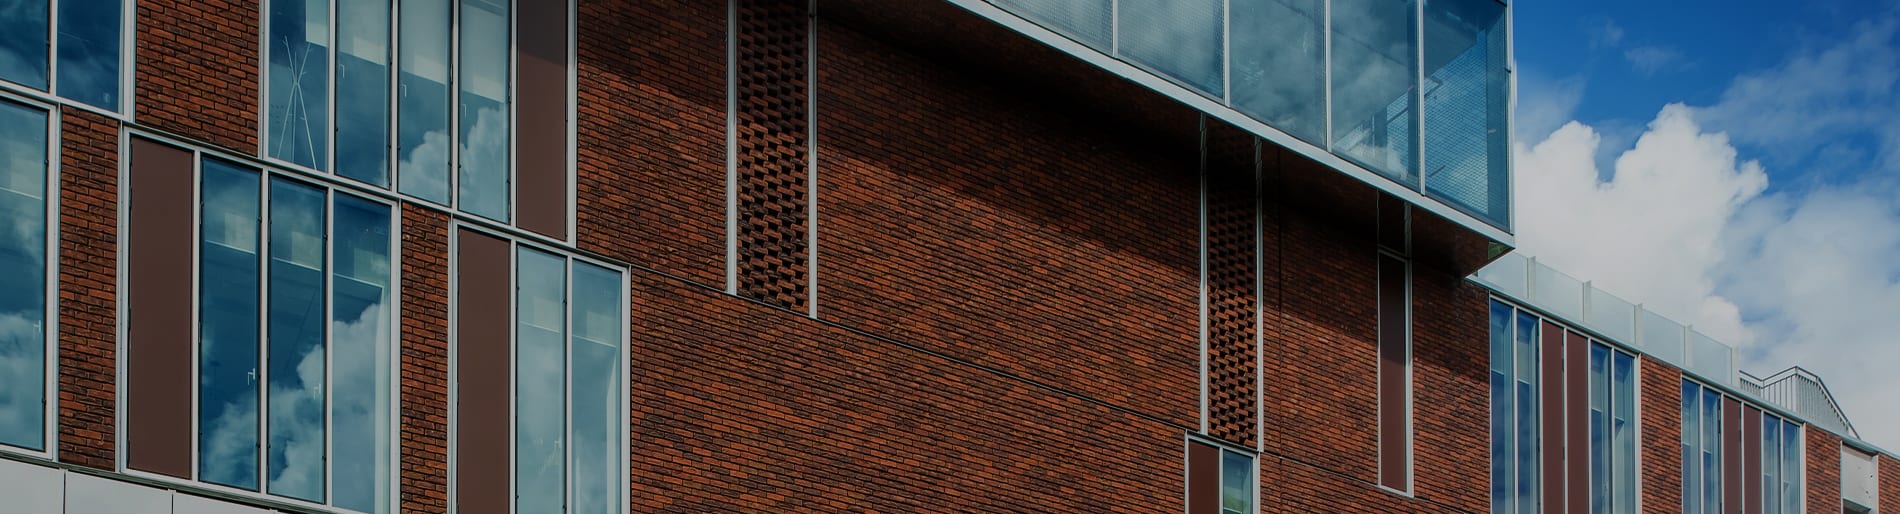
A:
[
  {"xmin": 0, "ymin": 0, "xmax": 49, "ymax": 89},
  {"xmin": 1611, "ymin": 351, "xmax": 1636, "ymax": 514},
  {"xmin": 1588, "ymin": 345, "xmax": 1607, "ymax": 514},
  {"xmin": 1220, "ymin": 451, "xmax": 1252, "ymax": 514},
  {"xmin": 331, "ymin": 195, "xmax": 391, "ymax": 513},
  {"xmin": 266, "ymin": 0, "xmax": 331, "ymax": 170},
  {"xmin": 1231, "ymin": 0, "xmax": 1324, "ymax": 145},
  {"xmin": 266, "ymin": 179, "xmax": 327, "ymax": 503},
  {"xmin": 1422, "ymin": 0, "xmax": 1508, "ymax": 226},
  {"xmin": 571, "ymin": 263, "xmax": 622, "ymax": 514},
  {"xmin": 1702, "ymin": 388, "xmax": 1721, "ymax": 513},
  {"xmin": 1682, "ymin": 380, "xmax": 1698, "ymax": 514},
  {"xmin": 458, "ymin": 0, "xmax": 509, "ymax": 222},
  {"xmin": 335, "ymin": 0, "xmax": 390, "ymax": 187},
  {"xmin": 398, "ymin": 0, "xmax": 451, "ymax": 204},
  {"xmin": 990, "ymin": 0, "xmax": 1111, "ymax": 50},
  {"xmin": 1782, "ymin": 421, "xmax": 1800, "ymax": 513},
  {"xmin": 517, "ymin": 248, "xmax": 566, "ymax": 514},
  {"xmin": 1763, "ymin": 416, "xmax": 1780, "ymax": 513},
  {"xmin": 1487, "ymin": 301, "xmax": 1511, "ymax": 512},
  {"xmin": 1330, "ymin": 0, "xmax": 1418, "ymax": 183},
  {"xmin": 1512, "ymin": 311, "xmax": 1536, "ymax": 514},
  {"xmin": 200, "ymin": 160, "xmax": 263, "ymax": 491},
  {"xmin": 1118, "ymin": 0, "xmax": 1223, "ymax": 96},
  {"xmin": 0, "ymin": 101, "xmax": 47, "ymax": 452},
  {"xmin": 56, "ymin": 0, "xmax": 122, "ymax": 110}
]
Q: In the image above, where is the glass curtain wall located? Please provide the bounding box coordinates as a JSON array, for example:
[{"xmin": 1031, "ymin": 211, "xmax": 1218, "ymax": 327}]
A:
[
  {"xmin": 0, "ymin": 100, "xmax": 49, "ymax": 453},
  {"xmin": 1682, "ymin": 380, "xmax": 1723, "ymax": 514},
  {"xmin": 513, "ymin": 246, "xmax": 626, "ymax": 514},
  {"xmin": 1762, "ymin": 415, "xmax": 1803, "ymax": 514},
  {"xmin": 1587, "ymin": 344, "xmax": 1637, "ymax": 513},
  {"xmin": 197, "ymin": 158, "xmax": 394, "ymax": 512},
  {"xmin": 1488, "ymin": 300, "xmax": 1538, "ymax": 513},
  {"xmin": 0, "ymin": 0, "xmax": 123, "ymax": 110}
]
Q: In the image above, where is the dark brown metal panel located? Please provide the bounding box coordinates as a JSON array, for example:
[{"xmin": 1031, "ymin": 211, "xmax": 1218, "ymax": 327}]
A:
[
  {"xmin": 515, "ymin": 0, "xmax": 569, "ymax": 240},
  {"xmin": 124, "ymin": 137, "xmax": 195, "ymax": 479},
  {"xmin": 1541, "ymin": 320, "xmax": 1565, "ymax": 514},
  {"xmin": 1746, "ymin": 406, "xmax": 1763, "ymax": 514},
  {"xmin": 455, "ymin": 229, "xmax": 512, "ymax": 514},
  {"xmin": 1567, "ymin": 331, "xmax": 1587, "ymax": 514},
  {"xmin": 1375, "ymin": 254, "xmax": 1410, "ymax": 490},
  {"xmin": 1187, "ymin": 440, "xmax": 1220, "ymax": 514},
  {"xmin": 1725, "ymin": 397, "xmax": 1742, "ymax": 514},
  {"xmin": 1377, "ymin": 194, "xmax": 1406, "ymax": 253}
]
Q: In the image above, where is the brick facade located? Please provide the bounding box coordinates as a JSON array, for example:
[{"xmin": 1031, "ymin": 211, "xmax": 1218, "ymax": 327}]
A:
[
  {"xmin": 1882, "ymin": 453, "xmax": 1900, "ymax": 514},
  {"xmin": 1642, "ymin": 361, "xmax": 1687, "ymax": 513},
  {"xmin": 398, "ymin": 204, "xmax": 451, "ymax": 513},
  {"xmin": 133, "ymin": 0, "xmax": 258, "ymax": 154},
  {"xmin": 1811, "ymin": 428, "xmax": 1844, "ymax": 513},
  {"xmin": 55, "ymin": 107, "xmax": 120, "ymax": 471}
]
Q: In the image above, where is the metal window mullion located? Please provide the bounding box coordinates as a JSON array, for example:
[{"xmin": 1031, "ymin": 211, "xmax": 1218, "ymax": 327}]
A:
[
  {"xmin": 323, "ymin": 188, "xmax": 336, "ymax": 505},
  {"xmin": 806, "ymin": 0, "xmax": 819, "ymax": 319},
  {"xmin": 562, "ymin": 255, "xmax": 575, "ymax": 513},
  {"xmin": 1220, "ymin": 0, "xmax": 1230, "ymax": 104},
  {"xmin": 723, "ymin": 0, "xmax": 736, "ymax": 294},
  {"xmin": 47, "ymin": 0, "xmax": 58, "ymax": 96},
  {"xmin": 1413, "ymin": 0, "xmax": 1425, "ymax": 192},
  {"xmin": 328, "ymin": 0, "xmax": 340, "ymax": 174},
  {"xmin": 189, "ymin": 150, "xmax": 204, "ymax": 480},
  {"xmin": 449, "ymin": 0, "xmax": 461, "ymax": 213},
  {"xmin": 121, "ymin": 0, "xmax": 135, "ymax": 115},
  {"xmin": 506, "ymin": 240, "xmax": 518, "ymax": 514},
  {"xmin": 508, "ymin": 0, "xmax": 518, "ymax": 225},
  {"xmin": 1321, "ymin": 0, "xmax": 1332, "ymax": 150},
  {"xmin": 388, "ymin": 0, "xmax": 402, "ymax": 193},
  {"xmin": 258, "ymin": 165, "xmax": 274, "ymax": 493}
]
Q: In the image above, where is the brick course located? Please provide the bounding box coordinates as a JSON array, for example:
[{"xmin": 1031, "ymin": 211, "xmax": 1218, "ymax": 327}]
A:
[
  {"xmin": 398, "ymin": 204, "xmax": 450, "ymax": 513},
  {"xmin": 1810, "ymin": 428, "xmax": 1844, "ymax": 513},
  {"xmin": 134, "ymin": 0, "xmax": 258, "ymax": 155},
  {"xmin": 56, "ymin": 107, "xmax": 119, "ymax": 471},
  {"xmin": 1642, "ymin": 361, "xmax": 1686, "ymax": 513}
]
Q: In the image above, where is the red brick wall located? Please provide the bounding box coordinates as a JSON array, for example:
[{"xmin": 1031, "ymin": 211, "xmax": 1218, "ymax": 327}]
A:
[
  {"xmin": 813, "ymin": 20, "xmax": 1202, "ymax": 427},
  {"xmin": 1809, "ymin": 429, "xmax": 1843, "ymax": 513},
  {"xmin": 1641, "ymin": 360, "xmax": 1685, "ymax": 513},
  {"xmin": 398, "ymin": 204, "xmax": 450, "ymax": 513},
  {"xmin": 56, "ymin": 107, "xmax": 119, "ymax": 470},
  {"xmin": 575, "ymin": 0, "xmax": 726, "ymax": 286},
  {"xmin": 134, "ymin": 0, "xmax": 258, "ymax": 155},
  {"xmin": 1881, "ymin": 454, "xmax": 1900, "ymax": 514},
  {"xmin": 627, "ymin": 274, "xmax": 1182, "ymax": 512},
  {"xmin": 1262, "ymin": 456, "xmax": 1472, "ymax": 513},
  {"xmin": 1409, "ymin": 262, "xmax": 1490, "ymax": 512},
  {"xmin": 1205, "ymin": 122, "xmax": 1259, "ymax": 448}
]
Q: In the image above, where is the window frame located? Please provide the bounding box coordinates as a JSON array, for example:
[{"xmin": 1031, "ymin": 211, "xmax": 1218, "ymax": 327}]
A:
[
  {"xmin": 0, "ymin": 91, "xmax": 61, "ymax": 462},
  {"xmin": 113, "ymin": 128, "xmax": 404, "ymax": 514},
  {"xmin": 1183, "ymin": 435, "xmax": 1257, "ymax": 514},
  {"xmin": 0, "ymin": 0, "xmax": 136, "ymax": 119},
  {"xmin": 447, "ymin": 221, "xmax": 631, "ymax": 514}
]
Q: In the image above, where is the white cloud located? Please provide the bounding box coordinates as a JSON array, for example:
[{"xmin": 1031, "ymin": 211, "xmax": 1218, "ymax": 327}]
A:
[
  {"xmin": 0, "ymin": 314, "xmax": 45, "ymax": 450},
  {"xmin": 1587, "ymin": 18, "xmax": 1625, "ymax": 50},
  {"xmin": 1515, "ymin": 15, "xmax": 1900, "ymax": 450},
  {"xmin": 1623, "ymin": 46, "xmax": 1686, "ymax": 75}
]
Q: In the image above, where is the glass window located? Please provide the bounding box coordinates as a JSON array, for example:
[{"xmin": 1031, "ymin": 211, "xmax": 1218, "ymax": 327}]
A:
[
  {"xmin": 1610, "ymin": 351, "xmax": 1636, "ymax": 513},
  {"xmin": 1763, "ymin": 416, "xmax": 1781, "ymax": 513},
  {"xmin": 989, "ymin": 0, "xmax": 1112, "ymax": 50},
  {"xmin": 265, "ymin": 0, "xmax": 330, "ymax": 170},
  {"xmin": 571, "ymin": 262, "xmax": 624, "ymax": 514},
  {"xmin": 1512, "ymin": 310, "xmax": 1535, "ymax": 514},
  {"xmin": 1487, "ymin": 301, "xmax": 1511, "ymax": 512},
  {"xmin": 1329, "ymin": 0, "xmax": 1418, "ymax": 184},
  {"xmin": 1489, "ymin": 301, "xmax": 1544, "ymax": 514},
  {"xmin": 335, "ymin": 0, "xmax": 390, "ymax": 186},
  {"xmin": 197, "ymin": 158, "xmax": 394, "ymax": 512},
  {"xmin": 1588, "ymin": 345, "xmax": 1608, "ymax": 514},
  {"xmin": 1681, "ymin": 380, "xmax": 1697, "ymax": 513},
  {"xmin": 56, "ymin": 0, "xmax": 124, "ymax": 110},
  {"xmin": 0, "ymin": 0, "xmax": 124, "ymax": 110},
  {"xmin": 458, "ymin": 0, "xmax": 509, "ymax": 222},
  {"xmin": 516, "ymin": 247, "xmax": 566, "ymax": 514},
  {"xmin": 1421, "ymin": 0, "xmax": 1509, "ymax": 226},
  {"xmin": 398, "ymin": 0, "xmax": 451, "ymax": 204},
  {"xmin": 1230, "ymin": 0, "xmax": 1324, "ymax": 145},
  {"xmin": 1118, "ymin": 0, "xmax": 1223, "ymax": 96},
  {"xmin": 1220, "ymin": 450, "xmax": 1253, "ymax": 514},
  {"xmin": 1684, "ymin": 380, "xmax": 1724, "ymax": 514},
  {"xmin": 1781, "ymin": 419, "xmax": 1801, "ymax": 513},
  {"xmin": 0, "ymin": 100, "xmax": 49, "ymax": 453}
]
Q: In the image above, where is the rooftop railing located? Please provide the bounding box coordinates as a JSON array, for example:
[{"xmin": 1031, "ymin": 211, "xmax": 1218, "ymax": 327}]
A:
[{"xmin": 978, "ymin": 0, "xmax": 1514, "ymax": 230}]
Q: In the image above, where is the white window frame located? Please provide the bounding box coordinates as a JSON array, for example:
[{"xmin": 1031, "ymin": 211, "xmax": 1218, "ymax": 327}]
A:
[
  {"xmin": 0, "ymin": 0, "xmax": 137, "ymax": 120},
  {"xmin": 0, "ymin": 90, "xmax": 62, "ymax": 462}
]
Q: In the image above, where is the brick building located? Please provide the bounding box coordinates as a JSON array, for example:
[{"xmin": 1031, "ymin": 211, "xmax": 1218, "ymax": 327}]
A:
[{"xmin": 0, "ymin": 0, "xmax": 1892, "ymax": 513}]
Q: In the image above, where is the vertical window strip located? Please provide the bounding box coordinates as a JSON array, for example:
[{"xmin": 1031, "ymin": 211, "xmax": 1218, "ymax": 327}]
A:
[
  {"xmin": 1488, "ymin": 300, "xmax": 1543, "ymax": 513},
  {"xmin": 0, "ymin": 0, "xmax": 125, "ymax": 110},
  {"xmin": 0, "ymin": 99, "xmax": 50, "ymax": 454}
]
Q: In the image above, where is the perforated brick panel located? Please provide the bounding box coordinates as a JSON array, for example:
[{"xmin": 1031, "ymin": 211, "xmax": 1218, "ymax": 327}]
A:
[
  {"xmin": 1205, "ymin": 120, "xmax": 1258, "ymax": 446},
  {"xmin": 734, "ymin": 0, "xmax": 811, "ymax": 311}
]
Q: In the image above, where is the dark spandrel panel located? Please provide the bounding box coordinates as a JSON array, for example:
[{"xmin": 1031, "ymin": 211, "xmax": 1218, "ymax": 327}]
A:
[
  {"xmin": 1118, "ymin": 0, "xmax": 1223, "ymax": 96},
  {"xmin": 335, "ymin": 0, "xmax": 391, "ymax": 187},
  {"xmin": 126, "ymin": 137, "xmax": 195, "ymax": 479},
  {"xmin": 265, "ymin": 0, "xmax": 330, "ymax": 170},
  {"xmin": 1331, "ymin": 0, "xmax": 1419, "ymax": 185},
  {"xmin": 0, "ymin": 0, "xmax": 49, "ymax": 90},
  {"xmin": 265, "ymin": 179, "xmax": 326, "ymax": 503},
  {"xmin": 199, "ymin": 159, "xmax": 263, "ymax": 491},
  {"xmin": 1375, "ymin": 254, "xmax": 1408, "ymax": 490},
  {"xmin": 331, "ymin": 194, "xmax": 391, "ymax": 514},
  {"xmin": 56, "ymin": 0, "xmax": 121, "ymax": 110},
  {"xmin": 1230, "ymin": 0, "xmax": 1324, "ymax": 146},
  {"xmin": 453, "ymin": 229, "xmax": 510, "ymax": 514},
  {"xmin": 0, "ymin": 100, "xmax": 47, "ymax": 452},
  {"xmin": 515, "ymin": 0, "xmax": 568, "ymax": 240},
  {"xmin": 1423, "ymin": 0, "xmax": 1509, "ymax": 227},
  {"xmin": 397, "ymin": 0, "xmax": 451, "ymax": 204},
  {"xmin": 1186, "ymin": 441, "xmax": 1219, "ymax": 514},
  {"xmin": 515, "ymin": 247, "xmax": 565, "ymax": 514},
  {"xmin": 990, "ymin": 0, "xmax": 1112, "ymax": 50}
]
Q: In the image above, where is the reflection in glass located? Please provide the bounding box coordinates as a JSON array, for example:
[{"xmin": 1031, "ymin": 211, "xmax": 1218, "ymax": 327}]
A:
[
  {"xmin": 56, "ymin": 0, "xmax": 122, "ymax": 110},
  {"xmin": 1512, "ymin": 311, "xmax": 1536, "ymax": 514},
  {"xmin": 398, "ymin": 0, "xmax": 451, "ymax": 204},
  {"xmin": 458, "ymin": 0, "xmax": 509, "ymax": 221},
  {"xmin": 1219, "ymin": 451, "xmax": 1251, "ymax": 514},
  {"xmin": 990, "ymin": 0, "xmax": 1111, "ymax": 50},
  {"xmin": 1702, "ymin": 388, "xmax": 1721, "ymax": 513},
  {"xmin": 517, "ymin": 248, "xmax": 566, "ymax": 514},
  {"xmin": 1763, "ymin": 417, "xmax": 1780, "ymax": 513},
  {"xmin": 1781, "ymin": 420, "xmax": 1799, "ymax": 513},
  {"xmin": 1330, "ymin": 0, "xmax": 1418, "ymax": 183},
  {"xmin": 1422, "ymin": 0, "xmax": 1509, "ymax": 226},
  {"xmin": 1118, "ymin": 0, "xmax": 1223, "ymax": 96},
  {"xmin": 1231, "ymin": 0, "xmax": 1324, "ymax": 145},
  {"xmin": 1681, "ymin": 380, "xmax": 1697, "ymax": 514},
  {"xmin": 1587, "ymin": 345, "xmax": 1607, "ymax": 514},
  {"xmin": 571, "ymin": 263, "xmax": 622, "ymax": 514},
  {"xmin": 332, "ymin": 195, "xmax": 391, "ymax": 513},
  {"xmin": 1486, "ymin": 301, "xmax": 1510, "ymax": 512},
  {"xmin": 1610, "ymin": 351, "xmax": 1636, "ymax": 513},
  {"xmin": 0, "ymin": 101, "xmax": 47, "ymax": 452},
  {"xmin": 266, "ymin": 179, "xmax": 326, "ymax": 503},
  {"xmin": 267, "ymin": 0, "xmax": 331, "ymax": 170},
  {"xmin": 200, "ymin": 160, "xmax": 263, "ymax": 491},
  {"xmin": 0, "ymin": 0, "xmax": 49, "ymax": 89},
  {"xmin": 335, "ymin": 0, "xmax": 390, "ymax": 187}
]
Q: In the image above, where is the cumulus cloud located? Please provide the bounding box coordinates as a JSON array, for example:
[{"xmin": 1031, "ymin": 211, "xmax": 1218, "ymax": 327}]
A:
[
  {"xmin": 1623, "ymin": 46, "xmax": 1687, "ymax": 75},
  {"xmin": 1515, "ymin": 14, "xmax": 1900, "ymax": 450}
]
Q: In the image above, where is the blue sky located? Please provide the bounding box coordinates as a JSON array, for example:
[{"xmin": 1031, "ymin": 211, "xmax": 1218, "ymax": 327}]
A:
[{"xmin": 1510, "ymin": 0, "xmax": 1900, "ymax": 449}]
